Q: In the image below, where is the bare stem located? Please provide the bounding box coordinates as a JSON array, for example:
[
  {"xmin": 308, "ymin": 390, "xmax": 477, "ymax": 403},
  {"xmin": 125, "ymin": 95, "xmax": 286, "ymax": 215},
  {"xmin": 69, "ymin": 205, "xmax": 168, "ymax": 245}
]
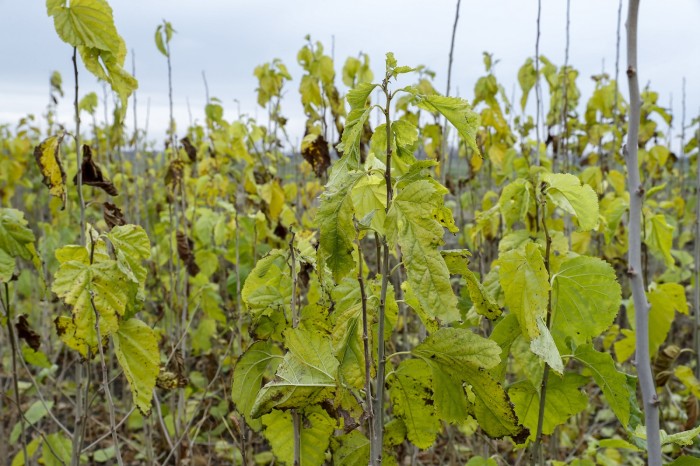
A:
[
  {"xmin": 289, "ymin": 232, "xmax": 301, "ymax": 466},
  {"xmin": 356, "ymin": 230, "xmax": 375, "ymax": 463},
  {"xmin": 625, "ymin": 1, "xmax": 661, "ymax": 464}
]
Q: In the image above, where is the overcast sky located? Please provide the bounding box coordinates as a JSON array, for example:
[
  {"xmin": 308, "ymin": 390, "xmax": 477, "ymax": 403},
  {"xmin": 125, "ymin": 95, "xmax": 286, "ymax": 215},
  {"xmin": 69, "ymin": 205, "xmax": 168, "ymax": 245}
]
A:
[{"xmin": 1, "ymin": 0, "xmax": 699, "ymax": 151}]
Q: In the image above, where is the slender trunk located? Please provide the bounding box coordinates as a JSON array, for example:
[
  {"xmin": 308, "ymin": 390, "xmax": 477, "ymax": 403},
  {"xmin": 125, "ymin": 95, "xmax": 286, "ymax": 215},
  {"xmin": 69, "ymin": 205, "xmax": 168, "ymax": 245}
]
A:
[
  {"xmin": 625, "ymin": 2, "xmax": 661, "ymax": 464},
  {"xmin": 694, "ymin": 118, "xmax": 700, "ymax": 379},
  {"xmin": 533, "ymin": 0, "xmax": 543, "ymax": 166},
  {"xmin": 357, "ymin": 233, "xmax": 375, "ymax": 464},
  {"xmin": 441, "ymin": 0, "xmax": 462, "ymax": 185},
  {"xmin": 289, "ymin": 232, "xmax": 301, "ymax": 466},
  {"xmin": 371, "ymin": 79, "xmax": 394, "ymax": 466}
]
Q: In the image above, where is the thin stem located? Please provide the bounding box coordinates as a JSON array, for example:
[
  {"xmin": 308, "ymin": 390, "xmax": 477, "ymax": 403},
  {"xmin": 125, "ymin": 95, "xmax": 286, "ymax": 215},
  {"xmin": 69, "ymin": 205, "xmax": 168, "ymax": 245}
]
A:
[
  {"xmin": 356, "ymin": 231, "xmax": 375, "ymax": 463},
  {"xmin": 3, "ymin": 283, "xmax": 29, "ymax": 465},
  {"xmin": 372, "ymin": 74, "xmax": 394, "ymax": 466},
  {"xmin": 442, "ymin": 0, "xmax": 462, "ymax": 185},
  {"xmin": 625, "ymin": 1, "xmax": 661, "ymax": 464},
  {"xmin": 289, "ymin": 232, "xmax": 301, "ymax": 466},
  {"xmin": 91, "ymin": 290, "xmax": 123, "ymax": 465},
  {"xmin": 610, "ymin": 0, "xmax": 624, "ymax": 175},
  {"xmin": 71, "ymin": 45, "xmax": 86, "ymax": 466},
  {"xmin": 533, "ymin": 200, "xmax": 553, "ymax": 465},
  {"xmin": 534, "ymin": 0, "xmax": 543, "ymax": 166},
  {"xmin": 694, "ymin": 119, "xmax": 700, "ymax": 379}
]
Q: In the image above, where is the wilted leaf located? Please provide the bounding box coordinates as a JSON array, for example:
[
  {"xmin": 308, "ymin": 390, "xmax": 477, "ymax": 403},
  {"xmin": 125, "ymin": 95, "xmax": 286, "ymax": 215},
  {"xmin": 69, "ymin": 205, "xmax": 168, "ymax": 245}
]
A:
[
  {"xmin": 176, "ymin": 231, "xmax": 200, "ymax": 276},
  {"xmin": 180, "ymin": 136, "xmax": 197, "ymax": 162},
  {"xmin": 34, "ymin": 134, "xmax": 67, "ymax": 207},
  {"xmin": 103, "ymin": 202, "xmax": 126, "ymax": 229},
  {"xmin": 301, "ymin": 132, "xmax": 331, "ymax": 177},
  {"xmin": 73, "ymin": 144, "xmax": 118, "ymax": 196},
  {"xmin": 16, "ymin": 315, "xmax": 40, "ymax": 351}
]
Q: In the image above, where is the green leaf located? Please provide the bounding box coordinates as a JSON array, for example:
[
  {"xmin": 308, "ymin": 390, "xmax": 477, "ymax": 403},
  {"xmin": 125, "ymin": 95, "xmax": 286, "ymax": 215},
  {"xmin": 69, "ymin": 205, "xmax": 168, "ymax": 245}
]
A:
[
  {"xmin": 661, "ymin": 425, "xmax": 700, "ymax": 447},
  {"xmin": 331, "ymin": 108, "xmax": 371, "ymax": 187},
  {"xmin": 10, "ymin": 400, "xmax": 53, "ymax": 444},
  {"xmin": 47, "ymin": 0, "xmax": 120, "ymax": 52},
  {"xmin": 465, "ymin": 365, "xmax": 528, "ymax": 442},
  {"xmin": 518, "ymin": 58, "xmax": 537, "ymax": 111},
  {"xmin": 551, "ymin": 255, "xmax": 621, "ymax": 347},
  {"xmin": 386, "ymin": 180, "xmax": 459, "ymax": 323},
  {"xmin": 510, "ymin": 373, "xmax": 588, "ymax": 440},
  {"xmin": 530, "ymin": 316, "xmax": 564, "ymax": 374},
  {"xmin": 644, "ymin": 214, "xmax": 675, "ymax": 267},
  {"xmin": 231, "ymin": 341, "xmax": 283, "ymax": 430},
  {"xmin": 415, "ymin": 94, "xmax": 480, "ymax": 155},
  {"xmin": 412, "ymin": 327, "xmax": 501, "ymax": 370},
  {"xmin": 52, "ymin": 245, "xmax": 134, "ymax": 355},
  {"xmin": 463, "ymin": 270, "xmax": 502, "ymax": 320},
  {"xmin": 666, "ymin": 457, "xmax": 700, "ymax": 466},
  {"xmin": 389, "ymin": 359, "xmax": 441, "ymax": 449},
  {"xmin": 42, "ymin": 432, "xmax": 72, "ymax": 466},
  {"xmin": 499, "ymin": 178, "xmax": 532, "ymax": 229},
  {"xmin": 574, "ymin": 344, "xmax": 632, "ymax": 427},
  {"xmin": 262, "ymin": 406, "xmax": 336, "ymax": 466},
  {"xmin": 113, "ymin": 318, "xmax": 160, "ymax": 415},
  {"xmin": 332, "ymin": 431, "xmax": 370, "ymax": 466},
  {"xmin": 618, "ymin": 283, "xmax": 688, "ymax": 361},
  {"xmin": 351, "ymin": 172, "xmax": 386, "ymax": 235},
  {"xmin": 242, "ymin": 249, "xmax": 292, "ymax": 318},
  {"xmin": 498, "ymin": 242, "xmax": 549, "ymax": 340},
  {"xmin": 330, "ymin": 279, "xmax": 369, "ymax": 389},
  {"xmin": 48, "ymin": 0, "xmax": 137, "ymax": 112},
  {"xmin": 106, "ymin": 224, "xmax": 151, "ymax": 286},
  {"xmin": 252, "ymin": 325, "xmax": 339, "ymax": 417},
  {"xmin": 0, "ymin": 209, "xmax": 37, "ymax": 260},
  {"xmin": 542, "ymin": 173, "xmax": 599, "ymax": 231},
  {"xmin": 0, "ymin": 248, "xmax": 15, "ymax": 283},
  {"xmin": 318, "ymin": 171, "xmax": 363, "ymax": 281},
  {"xmin": 346, "ymin": 82, "xmax": 377, "ymax": 110}
]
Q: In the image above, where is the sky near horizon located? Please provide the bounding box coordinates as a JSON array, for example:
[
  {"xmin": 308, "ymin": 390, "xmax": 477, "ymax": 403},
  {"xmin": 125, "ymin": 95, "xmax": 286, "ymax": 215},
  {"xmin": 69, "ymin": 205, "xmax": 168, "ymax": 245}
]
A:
[{"xmin": 1, "ymin": 0, "xmax": 699, "ymax": 152}]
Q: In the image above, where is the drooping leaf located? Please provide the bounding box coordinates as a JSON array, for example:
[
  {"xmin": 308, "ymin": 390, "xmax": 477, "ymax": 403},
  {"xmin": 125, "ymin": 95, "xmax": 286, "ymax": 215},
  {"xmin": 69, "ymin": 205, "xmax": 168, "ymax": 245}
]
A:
[
  {"xmin": 644, "ymin": 214, "xmax": 675, "ymax": 267},
  {"xmin": 510, "ymin": 373, "xmax": 588, "ymax": 440},
  {"xmin": 113, "ymin": 317, "xmax": 160, "ymax": 415},
  {"xmin": 0, "ymin": 209, "xmax": 41, "ymax": 278},
  {"xmin": 318, "ymin": 171, "xmax": 363, "ymax": 282},
  {"xmin": 530, "ymin": 316, "xmax": 564, "ymax": 375},
  {"xmin": 231, "ymin": 341, "xmax": 283, "ymax": 430},
  {"xmin": 518, "ymin": 58, "xmax": 537, "ymax": 111},
  {"xmin": 386, "ymin": 179, "xmax": 459, "ymax": 323},
  {"xmin": 73, "ymin": 144, "xmax": 118, "ymax": 196},
  {"xmin": 499, "ymin": 178, "xmax": 532, "ymax": 229},
  {"xmin": 331, "ymin": 108, "xmax": 371, "ymax": 187},
  {"xmin": 541, "ymin": 173, "xmax": 599, "ymax": 231},
  {"xmin": 574, "ymin": 344, "xmax": 632, "ymax": 427},
  {"xmin": 102, "ymin": 202, "xmax": 126, "ymax": 229},
  {"xmin": 0, "ymin": 248, "xmax": 14, "ymax": 283},
  {"xmin": 301, "ymin": 132, "xmax": 331, "ymax": 177},
  {"xmin": 261, "ymin": 406, "xmax": 336, "ymax": 466},
  {"xmin": 42, "ymin": 432, "xmax": 72, "ymax": 466},
  {"xmin": 465, "ymin": 365, "xmax": 528, "ymax": 442},
  {"xmin": 106, "ymin": 224, "xmax": 150, "ymax": 286},
  {"xmin": 351, "ymin": 172, "xmax": 386, "ymax": 235},
  {"xmin": 10, "ymin": 400, "xmax": 54, "ymax": 444},
  {"xmin": 498, "ymin": 242, "xmax": 549, "ymax": 340},
  {"xmin": 176, "ymin": 231, "xmax": 200, "ymax": 276},
  {"xmin": 389, "ymin": 359, "xmax": 441, "ymax": 449},
  {"xmin": 242, "ymin": 249, "xmax": 292, "ymax": 318},
  {"xmin": 616, "ymin": 283, "xmax": 688, "ymax": 361},
  {"xmin": 33, "ymin": 134, "xmax": 66, "ymax": 206},
  {"xmin": 415, "ymin": 94, "xmax": 480, "ymax": 155},
  {"xmin": 252, "ymin": 325, "xmax": 339, "ymax": 417},
  {"xmin": 550, "ymin": 255, "xmax": 621, "ymax": 347},
  {"xmin": 15, "ymin": 315, "xmax": 41, "ymax": 351}
]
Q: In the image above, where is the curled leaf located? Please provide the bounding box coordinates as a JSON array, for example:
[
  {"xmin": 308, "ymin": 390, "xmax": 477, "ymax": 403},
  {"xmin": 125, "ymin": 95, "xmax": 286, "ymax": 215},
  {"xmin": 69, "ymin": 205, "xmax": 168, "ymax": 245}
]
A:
[
  {"xmin": 73, "ymin": 145, "xmax": 118, "ymax": 196},
  {"xmin": 16, "ymin": 315, "xmax": 41, "ymax": 351},
  {"xmin": 301, "ymin": 132, "xmax": 330, "ymax": 177},
  {"xmin": 176, "ymin": 231, "xmax": 200, "ymax": 276},
  {"xmin": 102, "ymin": 202, "xmax": 126, "ymax": 229},
  {"xmin": 180, "ymin": 137, "xmax": 197, "ymax": 162}
]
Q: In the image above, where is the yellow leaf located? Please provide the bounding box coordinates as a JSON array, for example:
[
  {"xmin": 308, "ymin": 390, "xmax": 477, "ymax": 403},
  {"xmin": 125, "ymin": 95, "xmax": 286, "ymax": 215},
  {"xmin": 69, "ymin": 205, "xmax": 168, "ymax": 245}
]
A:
[{"xmin": 33, "ymin": 134, "xmax": 66, "ymax": 207}]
